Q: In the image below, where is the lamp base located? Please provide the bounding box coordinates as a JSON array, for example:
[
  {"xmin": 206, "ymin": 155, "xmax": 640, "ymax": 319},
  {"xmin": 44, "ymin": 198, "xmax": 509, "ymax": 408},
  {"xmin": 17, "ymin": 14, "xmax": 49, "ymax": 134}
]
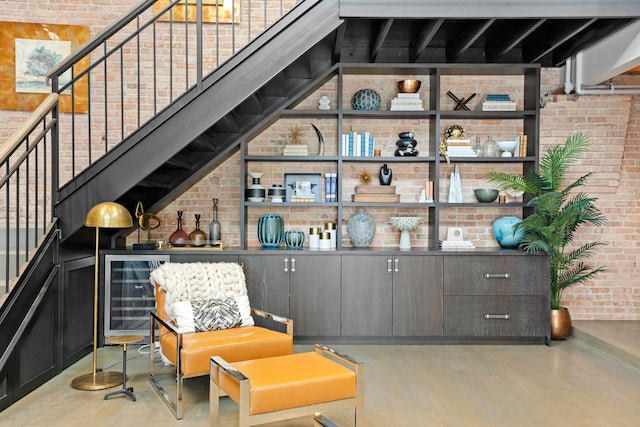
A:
[{"xmin": 71, "ymin": 371, "xmax": 123, "ymax": 391}]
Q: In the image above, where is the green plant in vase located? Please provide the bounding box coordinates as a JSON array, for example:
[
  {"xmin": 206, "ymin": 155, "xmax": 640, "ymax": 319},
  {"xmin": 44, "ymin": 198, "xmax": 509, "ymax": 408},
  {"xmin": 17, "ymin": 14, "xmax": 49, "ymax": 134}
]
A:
[{"xmin": 487, "ymin": 133, "xmax": 606, "ymax": 339}]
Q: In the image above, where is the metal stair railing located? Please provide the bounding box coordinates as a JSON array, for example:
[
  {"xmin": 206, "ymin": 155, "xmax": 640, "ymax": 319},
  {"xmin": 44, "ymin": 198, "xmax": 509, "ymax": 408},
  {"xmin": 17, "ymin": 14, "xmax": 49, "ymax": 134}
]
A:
[
  {"xmin": 1, "ymin": 0, "xmax": 296, "ymax": 299},
  {"xmin": 47, "ymin": 0, "xmax": 296, "ymax": 187},
  {"xmin": 0, "ymin": 94, "xmax": 59, "ymax": 298}
]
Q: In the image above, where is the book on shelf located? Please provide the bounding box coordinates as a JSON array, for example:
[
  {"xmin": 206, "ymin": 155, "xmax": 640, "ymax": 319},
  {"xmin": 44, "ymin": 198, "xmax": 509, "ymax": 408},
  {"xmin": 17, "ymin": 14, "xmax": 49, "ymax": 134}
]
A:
[
  {"xmin": 342, "ymin": 131, "xmax": 375, "ymax": 157},
  {"xmin": 324, "ymin": 173, "xmax": 338, "ymax": 202},
  {"xmin": 519, "ymin": 134, "xmax": 528, "ymax": 157},
  {"xmin": 389, "ymin": 92, "xmax": 424, "ymax": 111},
  {"xmin": 440, "ymin": 240, "xmax": 476, "ymax": 250},
  {"xmin": 481, "ymin": 93, "xmax": 517, "ymax": 111}
]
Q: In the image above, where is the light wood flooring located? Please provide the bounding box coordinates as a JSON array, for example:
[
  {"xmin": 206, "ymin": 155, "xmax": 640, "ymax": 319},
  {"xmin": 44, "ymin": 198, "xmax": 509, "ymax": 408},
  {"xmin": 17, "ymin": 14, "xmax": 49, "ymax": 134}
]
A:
[{"xmin": 2, "ymin": 321, "xmax": 640, "ymax": 426}]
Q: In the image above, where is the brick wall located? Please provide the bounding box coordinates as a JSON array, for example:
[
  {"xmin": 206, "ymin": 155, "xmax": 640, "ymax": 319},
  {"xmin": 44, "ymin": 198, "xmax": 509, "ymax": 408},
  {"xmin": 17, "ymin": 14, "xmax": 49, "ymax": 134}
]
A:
[{"xmin": 1, "ymin": 1, "xmax": 639, "ymax": 320}]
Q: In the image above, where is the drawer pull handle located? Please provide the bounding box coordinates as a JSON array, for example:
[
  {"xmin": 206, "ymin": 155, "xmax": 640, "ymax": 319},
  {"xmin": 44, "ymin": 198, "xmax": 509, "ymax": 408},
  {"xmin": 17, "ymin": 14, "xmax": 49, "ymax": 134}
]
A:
[
  {"xmin": 485, "ymin": 314, "xmax": 510, "ymax": 320},
  {"xmin": 484, "ymin": 273, "xmax": 510, "ymax": 279},
  {"xmin": 387, "ymin": 258, "xmax": 393, "ymax": 273}
]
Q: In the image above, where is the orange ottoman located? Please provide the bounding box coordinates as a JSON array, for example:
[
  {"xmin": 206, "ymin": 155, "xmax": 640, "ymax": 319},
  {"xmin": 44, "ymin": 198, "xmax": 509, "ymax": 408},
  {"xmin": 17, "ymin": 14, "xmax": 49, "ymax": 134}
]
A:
[{"xmin": 210, "ymin": 344, "xmax": 364, "ymax": 427}]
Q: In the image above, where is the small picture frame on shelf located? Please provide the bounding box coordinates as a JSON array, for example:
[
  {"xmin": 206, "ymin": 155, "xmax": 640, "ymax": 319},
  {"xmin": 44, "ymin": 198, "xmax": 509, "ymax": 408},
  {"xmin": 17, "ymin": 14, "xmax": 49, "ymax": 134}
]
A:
[{"xmin": 284, "ymin": 173, "xmax": 322, "ymax": 203}]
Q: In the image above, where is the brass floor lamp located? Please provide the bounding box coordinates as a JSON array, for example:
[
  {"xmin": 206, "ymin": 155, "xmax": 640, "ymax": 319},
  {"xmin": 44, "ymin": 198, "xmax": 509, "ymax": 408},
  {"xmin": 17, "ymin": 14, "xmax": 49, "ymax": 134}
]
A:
[{"xmin": 71, "ymin": 202, "xmax": 133, "ymax": 391}]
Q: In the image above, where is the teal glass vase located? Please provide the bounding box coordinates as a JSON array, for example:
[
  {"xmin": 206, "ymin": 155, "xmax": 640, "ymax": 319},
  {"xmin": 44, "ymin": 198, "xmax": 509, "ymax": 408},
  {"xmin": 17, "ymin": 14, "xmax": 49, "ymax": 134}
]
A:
[
  {"xmin": 257, "ymin": 214, "xmax": 284, "ymax": 248},
  {"xmin": 492, "ymin": 216, "xmax": 524, "ymax": 249}
]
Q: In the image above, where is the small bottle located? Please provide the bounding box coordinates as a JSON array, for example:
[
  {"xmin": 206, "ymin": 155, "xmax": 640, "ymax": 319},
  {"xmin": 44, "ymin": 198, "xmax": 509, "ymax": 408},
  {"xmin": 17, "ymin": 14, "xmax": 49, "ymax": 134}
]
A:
[
  {"xmin": 189, "ymin": 214, "xmax": 207, "ymax": 247},
  {"xmin": 209, "ymin": 198, "xmax": 221, "ymax": 247}
]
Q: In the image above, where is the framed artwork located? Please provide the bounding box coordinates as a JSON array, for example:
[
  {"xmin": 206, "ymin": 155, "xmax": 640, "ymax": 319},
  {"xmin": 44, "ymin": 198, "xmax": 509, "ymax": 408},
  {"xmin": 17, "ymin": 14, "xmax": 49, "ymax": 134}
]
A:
[
  {"xmin": 0, "ymin": 21, "xmax": 90, "ymax": 113},
  {"xmin": 284, "ymin": 173, "xmax": 322, "ymax": 203},
  {"xmin": 154, "ymin": 0, "xmax": 240, "ymax": 24}
]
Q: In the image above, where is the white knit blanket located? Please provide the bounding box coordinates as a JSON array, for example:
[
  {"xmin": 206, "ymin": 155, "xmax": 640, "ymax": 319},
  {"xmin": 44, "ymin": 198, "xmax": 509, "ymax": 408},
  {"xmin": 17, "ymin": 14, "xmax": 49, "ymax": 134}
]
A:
[{"xmin": 150, "ymin": 262, "xmax": 248, "ymax": 321}]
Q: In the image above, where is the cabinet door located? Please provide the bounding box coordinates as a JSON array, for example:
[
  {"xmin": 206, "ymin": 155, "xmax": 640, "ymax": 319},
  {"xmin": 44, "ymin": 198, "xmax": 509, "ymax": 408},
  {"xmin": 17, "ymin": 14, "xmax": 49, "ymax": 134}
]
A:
[
  {"xmin": 239, "ymin": 254, "xmax": 289, "ymax": 317},
  {"xmin": 289, "ymin": 254, "xmax": 341, "ymax": 337},
  {"xmin": 341, "ymin": 255, "xmax": 392, "ymax": 336},
  {"xmin": 393, "ymin": 255, "xmax": 443, "ymax": 336}
]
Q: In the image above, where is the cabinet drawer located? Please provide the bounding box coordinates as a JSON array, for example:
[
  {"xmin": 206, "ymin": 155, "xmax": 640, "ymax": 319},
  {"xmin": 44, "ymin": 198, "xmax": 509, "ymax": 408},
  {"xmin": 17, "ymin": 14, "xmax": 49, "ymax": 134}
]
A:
[
  {"xmin": 444, "ymin": 255, "xmax": 548, "ymax": 296},
  {"xmin": 444, "ymin": 295, "xmax": 548, "ymax": 337}
]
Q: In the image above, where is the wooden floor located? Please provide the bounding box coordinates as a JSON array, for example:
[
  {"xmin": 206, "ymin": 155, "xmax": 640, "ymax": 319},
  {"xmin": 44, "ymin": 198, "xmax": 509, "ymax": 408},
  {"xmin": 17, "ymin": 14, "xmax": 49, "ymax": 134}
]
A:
[{"xmin": 2, "ymin": 321, "xmax": 640, "ymax": 426}]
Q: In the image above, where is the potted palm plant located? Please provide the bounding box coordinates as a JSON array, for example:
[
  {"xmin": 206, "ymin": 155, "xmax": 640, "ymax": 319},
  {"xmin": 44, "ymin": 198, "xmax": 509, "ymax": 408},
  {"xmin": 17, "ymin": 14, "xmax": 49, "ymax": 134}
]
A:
[{"xmin": 487, "ymin": 133, "xmax": 606, "ymax": 340}]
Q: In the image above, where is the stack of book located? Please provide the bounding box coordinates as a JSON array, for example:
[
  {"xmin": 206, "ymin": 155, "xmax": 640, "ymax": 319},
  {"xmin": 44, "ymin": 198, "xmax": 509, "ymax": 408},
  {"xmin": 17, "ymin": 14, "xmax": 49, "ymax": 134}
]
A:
[
  {"xmin": 283, "ymin": 145, "xmax": 308, "ymax": 156},
  {"xmin": 389, "ymin": 93, "xmax": 424, "ymax": 111},
  {"xmin": 440, "ymin": 240, "xmax": 476, "ymax": 250},
  {"xmin": 482, "ymin": 94, "xmax": 516, "ymax": 111},
  {"xmin": 445, "ymin": 139, "xmax": 477, "ymax": 157},
  {"xmin": 341, "ymin": 131, "xmax": 375, "ymax": 157},
  {"xmin": 351, "ymin": 185, "xmax": 400, "ymax": 203}
]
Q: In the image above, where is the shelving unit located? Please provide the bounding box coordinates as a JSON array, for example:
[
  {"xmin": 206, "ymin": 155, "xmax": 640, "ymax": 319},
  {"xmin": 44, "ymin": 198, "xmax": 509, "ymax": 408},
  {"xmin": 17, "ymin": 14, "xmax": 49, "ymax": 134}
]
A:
[{"xmin": 240, "ymin": 63, "xmax": 540, "ymax": 250}]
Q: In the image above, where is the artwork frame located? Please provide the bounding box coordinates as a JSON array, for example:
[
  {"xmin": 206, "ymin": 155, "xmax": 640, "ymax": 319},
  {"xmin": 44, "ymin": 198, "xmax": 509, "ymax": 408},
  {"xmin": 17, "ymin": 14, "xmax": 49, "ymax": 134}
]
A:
[
  {"xmin": 154, "ymin": 0, "xmax": 241, "ymax": 24},
  {"xmin": 284, "ymin": 173, "xmax": 322, "ymax": 203},
  {"xmin": 0, "ymin": 21, "xmax": 90, "ymax": 113}
]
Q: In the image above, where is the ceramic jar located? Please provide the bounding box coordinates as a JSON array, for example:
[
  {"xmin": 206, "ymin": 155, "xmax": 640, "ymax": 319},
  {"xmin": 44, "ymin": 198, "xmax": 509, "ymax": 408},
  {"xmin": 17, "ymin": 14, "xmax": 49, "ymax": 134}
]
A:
[
  {"xmin": 492, "ymin": 216, "xmax": 524, "ymax": 248},
  {"xmin": 257, "ymin": 214, "xmax": 284, "ymax": 248},
  {"xmin": 347, "ymin": 208, "xmax": 376, "ymax": 247}
]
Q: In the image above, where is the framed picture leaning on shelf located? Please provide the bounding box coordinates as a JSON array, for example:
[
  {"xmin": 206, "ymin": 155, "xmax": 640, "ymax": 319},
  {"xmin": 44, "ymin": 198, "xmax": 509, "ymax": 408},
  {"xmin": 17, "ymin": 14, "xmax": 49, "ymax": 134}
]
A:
[{"xmin": 285, "ymin": 173, "xmax": 322, "ymax": 203}]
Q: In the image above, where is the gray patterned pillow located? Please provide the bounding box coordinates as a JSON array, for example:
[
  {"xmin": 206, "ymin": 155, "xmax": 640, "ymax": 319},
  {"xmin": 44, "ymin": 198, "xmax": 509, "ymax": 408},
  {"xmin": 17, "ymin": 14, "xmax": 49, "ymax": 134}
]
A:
[{"xmin": 172, "ymin": 295, "xmax": 254, "ymax": 333}]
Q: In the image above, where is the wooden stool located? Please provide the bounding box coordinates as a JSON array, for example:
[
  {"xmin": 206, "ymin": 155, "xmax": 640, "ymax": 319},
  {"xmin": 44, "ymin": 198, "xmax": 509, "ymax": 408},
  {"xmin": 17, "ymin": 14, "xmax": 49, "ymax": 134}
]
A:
[
  {"xmin": 210, "ymin": 344, "xmax": 364, "ymax": 427},
  {"xmin": 104, "ymin": 335, "xmax": 144, "ymax": 402}
]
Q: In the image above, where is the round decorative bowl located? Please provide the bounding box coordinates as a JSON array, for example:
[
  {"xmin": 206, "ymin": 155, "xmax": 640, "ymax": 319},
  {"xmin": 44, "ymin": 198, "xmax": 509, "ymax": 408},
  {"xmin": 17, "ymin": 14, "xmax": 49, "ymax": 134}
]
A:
[
  {"xmin": 351, "ymin": 89, "xmax": 381, "ymax": 110},
  {"xmin": 397, "ymin": 79, "xmax": 421, "ymax": 93},
  {"xmin": 474, "ymin": 188, "xmax": 499, "ymax": 203},
  {"xmin": 496, "ymin": 139, "xmax": 518, "ymax": 156}
]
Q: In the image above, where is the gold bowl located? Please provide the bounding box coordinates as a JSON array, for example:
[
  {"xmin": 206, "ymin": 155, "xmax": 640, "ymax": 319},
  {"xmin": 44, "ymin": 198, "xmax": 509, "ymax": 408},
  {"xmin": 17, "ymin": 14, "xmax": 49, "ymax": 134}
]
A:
[{"xmin": 397, "ymin": 79, "xmax": 421, "ymax": 93}]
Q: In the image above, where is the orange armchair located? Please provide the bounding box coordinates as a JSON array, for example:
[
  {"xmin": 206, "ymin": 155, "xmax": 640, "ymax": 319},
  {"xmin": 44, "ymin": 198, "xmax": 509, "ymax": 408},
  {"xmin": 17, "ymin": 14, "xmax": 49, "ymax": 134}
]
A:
[{"xmin": 149, "ymin": 262, "xmax": 293, "ymax": 419}]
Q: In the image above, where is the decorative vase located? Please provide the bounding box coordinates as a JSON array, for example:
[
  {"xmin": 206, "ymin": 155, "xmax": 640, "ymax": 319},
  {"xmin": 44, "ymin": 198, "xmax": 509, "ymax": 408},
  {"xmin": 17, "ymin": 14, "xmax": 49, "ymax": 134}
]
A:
[
  {"xmin": 189, "ymin": 214, "xmax": 207, "ymax": 247},
  {"xmin": 550, "ymin": 308, "xmax": 572, "ymax": 340},
  {"xmin": 257, "ymin": 214, "xmax": 284, "ymax": 248},
  {"xmin": 246, "ymin": 172, "xmax": 265, "ymax": 202},
  {"xmin": 351, "ymin": 89, "xmax": 381, "ymax": 111},
  {"xmin": 168, "ymin": 210, "xmax": 189, "ymax": 247},
  {"xmin": 209, "ymin": 198, "xmax": 221, "ymax": 246},
  {"xmin": 347, "ymin": 208, "xmax": 376, "ymax": 247},
  {"xmin": 268, "ymin": 185, "xmax": 286, "ymax": 203},
  {"xmin": 379, "ymin": 164, "xmax": 393, "ymax": 185},
  {"xmin": 492, "ymin": 216, "xmax": 524, "ymax": 249},
  {"xmin": 284, "ymin": 230, "xmax": 305, "ymax": 249},
  {"xmin": 388, "ymin": 217, "xmax": 424, "ymax": 250}
]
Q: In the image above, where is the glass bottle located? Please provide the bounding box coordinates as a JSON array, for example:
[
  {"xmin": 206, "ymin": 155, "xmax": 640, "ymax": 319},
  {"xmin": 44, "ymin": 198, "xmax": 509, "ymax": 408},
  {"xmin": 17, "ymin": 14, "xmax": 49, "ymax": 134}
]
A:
[
  {"xmin": 169, "ymin": 210, "xmax": 189, "ymax": 247},
  {"xmin": 209, "ymin": 198, "xmax": 221, "ymax": 247},
  {"xmin": 189, "ymin": 214, "xmax": 207, "ymax": 247},
  {"xmin": 482, "ymin": 135, "xmax": 497, "ymax": 157}
]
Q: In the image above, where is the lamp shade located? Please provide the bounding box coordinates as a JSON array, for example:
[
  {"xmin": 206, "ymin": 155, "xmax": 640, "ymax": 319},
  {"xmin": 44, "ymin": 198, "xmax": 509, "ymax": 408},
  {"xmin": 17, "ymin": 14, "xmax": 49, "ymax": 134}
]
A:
[{"xmin": 85, "ymin": 202, "xmax": 133, "ymax": 228}]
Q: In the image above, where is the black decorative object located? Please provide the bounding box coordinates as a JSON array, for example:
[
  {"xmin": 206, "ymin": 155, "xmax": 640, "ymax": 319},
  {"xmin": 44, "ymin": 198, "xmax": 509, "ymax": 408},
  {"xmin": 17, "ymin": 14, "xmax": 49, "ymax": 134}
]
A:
[
  {"xmin": 379, "ymin": 164, "xmax": 393, "ymax": 185},
  {"xmin": 446, "ymin": 91, "xmax": 476, "ymax": 110},
  {"xmin": 395, "ymin": 131, "xmax": 419, "ymax": 157}
]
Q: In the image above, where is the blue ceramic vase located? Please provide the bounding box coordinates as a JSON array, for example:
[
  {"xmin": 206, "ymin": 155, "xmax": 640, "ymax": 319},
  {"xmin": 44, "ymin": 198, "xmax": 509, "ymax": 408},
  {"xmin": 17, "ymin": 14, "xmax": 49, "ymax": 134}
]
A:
[
  {"xmin": 257, "ymin": 214, "xmax": 284, "ymax": 248},
  {"xmin": 492, "ymin": 216, "xmax": 524, "ymax": 249}
]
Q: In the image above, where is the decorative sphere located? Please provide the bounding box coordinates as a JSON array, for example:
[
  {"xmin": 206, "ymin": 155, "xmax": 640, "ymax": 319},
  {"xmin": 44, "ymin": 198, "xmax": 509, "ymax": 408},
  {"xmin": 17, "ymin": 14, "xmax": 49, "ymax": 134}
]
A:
[
  {"xmin": 492, "ymin": 216, "xmax": 524, "ymax": 249},
  {"xmin": 352, "ymin": 89, "xmax": 381, "ymax": 110}
]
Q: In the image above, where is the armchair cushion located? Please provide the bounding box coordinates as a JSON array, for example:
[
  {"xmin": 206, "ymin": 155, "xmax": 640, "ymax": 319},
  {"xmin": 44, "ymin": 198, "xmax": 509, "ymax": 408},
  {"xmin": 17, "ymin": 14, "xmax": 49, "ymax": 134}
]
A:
[{"xmin": 173, "ymin": 296, "xmax": 254, "ymax": 333}]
